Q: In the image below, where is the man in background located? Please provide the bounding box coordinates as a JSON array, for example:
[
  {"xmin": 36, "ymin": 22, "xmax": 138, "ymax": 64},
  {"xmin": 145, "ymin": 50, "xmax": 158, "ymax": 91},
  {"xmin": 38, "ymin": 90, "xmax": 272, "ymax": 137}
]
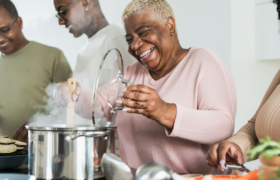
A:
[
  {"xmin": 53, "ymin": 0, "xmax": 135, "ymax": 89},
  {"xmin": 0, "ymin": 0, "xmax": 72, "ymax": 142}
]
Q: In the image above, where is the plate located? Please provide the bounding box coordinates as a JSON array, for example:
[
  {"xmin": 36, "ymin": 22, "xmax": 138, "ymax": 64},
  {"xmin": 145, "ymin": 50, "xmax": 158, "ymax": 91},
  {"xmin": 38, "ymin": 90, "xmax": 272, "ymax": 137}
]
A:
[
  {"xmin": 0, "ymin": 174, "xmax": 35, "ymax": 180},
  {"xmin": 0, "ymin": 152, "xmax": 28, "ymax": 170}
]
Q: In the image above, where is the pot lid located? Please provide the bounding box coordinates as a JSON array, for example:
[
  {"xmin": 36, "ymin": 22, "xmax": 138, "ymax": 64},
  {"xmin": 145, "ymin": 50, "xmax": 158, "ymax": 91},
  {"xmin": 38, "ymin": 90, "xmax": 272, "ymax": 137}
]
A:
[{"xmin": 92, "ymin": 49, "xmax": 129, "ymax": 126}]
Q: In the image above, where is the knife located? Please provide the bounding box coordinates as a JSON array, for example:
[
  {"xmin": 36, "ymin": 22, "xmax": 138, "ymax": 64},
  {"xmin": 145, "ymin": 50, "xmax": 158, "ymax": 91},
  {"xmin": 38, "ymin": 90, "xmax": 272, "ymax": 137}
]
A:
[{"xmin": 224, "ymin": 156, "xmax": 261, "ymax": 172}]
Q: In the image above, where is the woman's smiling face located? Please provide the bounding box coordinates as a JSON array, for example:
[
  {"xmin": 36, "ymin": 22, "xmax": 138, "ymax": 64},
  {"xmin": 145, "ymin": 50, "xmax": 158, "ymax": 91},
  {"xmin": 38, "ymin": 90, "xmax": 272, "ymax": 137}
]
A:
[{"xmin": 124, "ymin": 10, "xmax": 176, "ymax": 71}]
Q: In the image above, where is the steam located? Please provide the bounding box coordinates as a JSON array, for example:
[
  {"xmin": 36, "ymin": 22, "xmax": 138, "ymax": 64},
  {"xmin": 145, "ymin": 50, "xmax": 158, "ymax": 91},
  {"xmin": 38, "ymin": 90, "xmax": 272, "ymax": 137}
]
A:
[
  {"xmin": 29, "ymin": 83, "xmax": 67, "ymax": 127},
  {"xmin": 28, "ymin": 74, "xmax": 95, "ymax": 128},
  {"xmin": 28, "ymin": 83, "xmax": 67, "ymax": 127},
  {"xmin": 27, "ymin": 57, "xmax": 121, "ymax": 128}
]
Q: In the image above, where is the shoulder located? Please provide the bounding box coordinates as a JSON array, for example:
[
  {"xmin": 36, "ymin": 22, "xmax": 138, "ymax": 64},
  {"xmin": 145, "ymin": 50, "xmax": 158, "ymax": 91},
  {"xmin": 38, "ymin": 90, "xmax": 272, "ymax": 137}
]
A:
[
  {"xmin": 185, "ymin": 48, "xmax": 234, "ymax": 87},
  {"xmin": 107, "ymin": 24, "xmax": 125, "ymax": 36},
  {"xmin": 31, "ymin": 42, "xmax": 67, "ymax": 65},
  {"xmin": 104, "ymin": 24, "xmax": 125, "ymax": 40},
  {"xmin": 105, "ymin": 25, "xmax": 126, "ymax": 46},
  {"xmin": 97, "ymin": 25, "xmax": 127, "ymax": 51},
  {"xmin": 188, "ymin": 48, "xmax": 228, "ymax": 71},
  {"xmin": 189, "ymin": 48, "xmax": 222, "ymax": 63},
  {"xmin": 31, "ymin": 41, "xmax": 63, "ymax": 55}
]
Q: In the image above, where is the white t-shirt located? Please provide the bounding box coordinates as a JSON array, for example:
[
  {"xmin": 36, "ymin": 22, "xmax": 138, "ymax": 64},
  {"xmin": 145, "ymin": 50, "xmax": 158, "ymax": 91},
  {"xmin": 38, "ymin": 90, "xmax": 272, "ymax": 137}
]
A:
[
  {"xmin": 73, "ymin": 24, "xmax": 135, "ymax": 125},
  {"xmin": 73, "ymin": 24, "xmax": 135, "ymax": 89}
]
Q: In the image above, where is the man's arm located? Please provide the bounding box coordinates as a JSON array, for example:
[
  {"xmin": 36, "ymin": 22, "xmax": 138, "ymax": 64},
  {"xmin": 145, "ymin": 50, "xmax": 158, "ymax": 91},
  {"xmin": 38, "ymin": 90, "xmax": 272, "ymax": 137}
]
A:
[{"xmin": 52, "ymin": 50, "xmax": 73, "ymax": 83}]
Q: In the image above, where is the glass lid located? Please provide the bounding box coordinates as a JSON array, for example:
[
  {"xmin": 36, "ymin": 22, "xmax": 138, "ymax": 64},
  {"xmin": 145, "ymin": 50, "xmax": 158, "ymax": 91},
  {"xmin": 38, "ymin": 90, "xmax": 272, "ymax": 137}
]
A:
[{"xmin": 92, "ymin": 49, "xmax": 132, "ymax": 127}]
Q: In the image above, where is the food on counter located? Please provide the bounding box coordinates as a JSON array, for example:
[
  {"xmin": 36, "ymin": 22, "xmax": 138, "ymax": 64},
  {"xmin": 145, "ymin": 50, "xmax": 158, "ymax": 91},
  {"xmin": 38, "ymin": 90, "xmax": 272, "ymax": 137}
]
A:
[
  {"xmin": 13, "ymin": 140, "xmax": 27, "ymax": 149},
  {"xmin": 0, "ymin": 144, "xmax": 17, "ymax": 154},
  {"xmin": 193, "ymin": 170, "xmax": 259, "ymax": 180},
  {"xmin": 0, "ymin": 138, "xmax": 15, "ymax": 145},
  {"xmin": 0, "ymin": 138, "xmax": 27, "ymax": 155},
  {"xmin": 172, "ymin": 173, "xmax": 196, "ymax": 180}
]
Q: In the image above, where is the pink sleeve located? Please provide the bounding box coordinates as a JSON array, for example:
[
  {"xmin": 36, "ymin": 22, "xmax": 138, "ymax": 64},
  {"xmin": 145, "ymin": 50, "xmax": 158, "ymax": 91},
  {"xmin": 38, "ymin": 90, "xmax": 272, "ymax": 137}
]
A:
[{"xmin": 166, "ymin": 50, "xmax": 236, "ymax": 144}]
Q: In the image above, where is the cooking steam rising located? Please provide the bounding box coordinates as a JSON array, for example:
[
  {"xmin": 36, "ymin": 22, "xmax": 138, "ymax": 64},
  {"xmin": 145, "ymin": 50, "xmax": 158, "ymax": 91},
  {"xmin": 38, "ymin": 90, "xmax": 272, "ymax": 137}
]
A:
[{"xmin": 28, "ymin": 83, "xmax": 67, "ymax": 127}]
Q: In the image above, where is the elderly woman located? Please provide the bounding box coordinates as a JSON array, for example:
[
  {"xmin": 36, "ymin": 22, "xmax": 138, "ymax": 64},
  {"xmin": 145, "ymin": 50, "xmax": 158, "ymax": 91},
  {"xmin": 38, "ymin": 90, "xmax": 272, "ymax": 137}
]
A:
[
  {"xmin": 54, "ymin": 0, "xmax": 236, "ymax": 174},
  {"xmin": 207, "ymin": 0, "xmax": 280, "ymax": 172}
]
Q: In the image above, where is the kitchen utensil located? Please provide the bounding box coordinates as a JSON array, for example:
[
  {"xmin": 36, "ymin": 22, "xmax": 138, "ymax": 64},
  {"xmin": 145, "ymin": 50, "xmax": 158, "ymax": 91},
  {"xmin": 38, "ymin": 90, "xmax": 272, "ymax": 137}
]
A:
[
  {"xmin": 225, "ymin": 164, "xmax": 247, "ymax": 171},
  {"xmin": 101, "ymin": 153, "xmax": 133, "ymax": 180},
  {"xmin": 26, "ymin": 125, "xmax": 116, "ymax": 180},
  {"xmin": 0, "ymin": 153, "xmax": 28, "ymax": 170},
  {"xmin": 135, "ymin": 163, "xmax": 173, "ymax": 180},
  {"xmin": 225, "ymin": 158, "xmax": 261, "ymax": 172},
  {"xmin": 67, "ymin": 78, "xmax": 76, "ymax": 128},
  {"xmin": 0, "ymin": 135, "xmax": 8, "ymax": 138},
  {"xmin": 0, "ymin": 174, "xmax": 36, "ymax": 180},
  {"xmin": 92, "ymin": 48, "xmax": 133, "ymax": 126}
]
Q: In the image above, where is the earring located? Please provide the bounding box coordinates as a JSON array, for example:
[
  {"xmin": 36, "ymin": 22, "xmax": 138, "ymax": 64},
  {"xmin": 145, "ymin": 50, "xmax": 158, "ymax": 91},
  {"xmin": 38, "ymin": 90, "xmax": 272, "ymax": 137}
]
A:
[{"xmin": 85, "ymin": 6, "xmax": 88, "ymax": 11}]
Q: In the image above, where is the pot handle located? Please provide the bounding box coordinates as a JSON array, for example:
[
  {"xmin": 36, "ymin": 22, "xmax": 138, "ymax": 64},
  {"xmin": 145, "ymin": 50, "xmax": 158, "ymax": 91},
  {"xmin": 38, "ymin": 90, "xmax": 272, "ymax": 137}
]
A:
[{"xmin": 68, "ymin": 131, "xmax": 107, "ymax": 141}]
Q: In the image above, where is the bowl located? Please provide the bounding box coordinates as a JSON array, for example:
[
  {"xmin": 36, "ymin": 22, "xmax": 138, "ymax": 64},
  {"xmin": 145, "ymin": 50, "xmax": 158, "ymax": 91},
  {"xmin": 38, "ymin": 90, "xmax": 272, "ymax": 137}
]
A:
[
  {"xmin": 0, "ymin": 153, "xmax": 28, "ymax": 170},
  {"xmin": 0, "ymin": 174, "xmax": 35, "ymax": 180}
]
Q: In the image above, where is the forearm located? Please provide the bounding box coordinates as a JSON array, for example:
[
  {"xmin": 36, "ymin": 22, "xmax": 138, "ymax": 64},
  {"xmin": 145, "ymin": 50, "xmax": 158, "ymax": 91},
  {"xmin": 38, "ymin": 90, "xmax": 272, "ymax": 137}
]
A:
[
  {"xmin": 166, "ymin": 104, "xmax": 234, "ymax": 144},
  {"xmin": 228, "ymin": 122, "xmax": 258, "ymax": 162},
  {"xmin": 158, "ymin": 103, "xmax": 177, "ymax": 129}
]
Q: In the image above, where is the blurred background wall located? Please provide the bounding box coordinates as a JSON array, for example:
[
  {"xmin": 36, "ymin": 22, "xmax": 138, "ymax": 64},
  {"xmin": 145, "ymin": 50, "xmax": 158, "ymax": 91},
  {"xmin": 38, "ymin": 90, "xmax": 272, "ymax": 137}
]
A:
[
  {"xmin": 11, "ymin": 0, "xmax": 280, "ymax": 133},
  {"xmin": 231, "ymin": 0, "xmax": 280, "ymax": 132}
]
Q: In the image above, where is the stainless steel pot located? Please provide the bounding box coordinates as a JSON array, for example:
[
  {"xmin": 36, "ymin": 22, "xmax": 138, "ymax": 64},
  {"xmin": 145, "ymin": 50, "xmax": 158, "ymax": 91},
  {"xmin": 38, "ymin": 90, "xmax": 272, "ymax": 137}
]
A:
[
  {"xmin": 26, "ymin": 48, "xmax": 131, "ymax": 180},
  {"xmin": 26, "ymin": 125, "xmax": 116, "ymax": 180}
]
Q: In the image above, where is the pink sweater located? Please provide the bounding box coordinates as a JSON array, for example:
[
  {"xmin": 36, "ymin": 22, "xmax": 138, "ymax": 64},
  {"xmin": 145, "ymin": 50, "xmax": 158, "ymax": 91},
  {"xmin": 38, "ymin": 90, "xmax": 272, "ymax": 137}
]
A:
[{"xmin": 116, "ymin": 48, "xmax": 237, "ymax": 174}]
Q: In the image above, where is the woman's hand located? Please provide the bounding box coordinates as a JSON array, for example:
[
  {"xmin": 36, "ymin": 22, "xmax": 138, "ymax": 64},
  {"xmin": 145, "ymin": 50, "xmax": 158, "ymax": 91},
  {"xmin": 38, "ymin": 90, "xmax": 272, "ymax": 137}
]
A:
[
  {"xmin": 118, "ymin": 85, "xmax": 176, "ymax": 129},
  {"xmin": 53, "ymin": 81, "xmax": 82, "ymax": 107},
  {"xmin": 207, "ymin": 140, "xmax": 244, "ymax": 171}
]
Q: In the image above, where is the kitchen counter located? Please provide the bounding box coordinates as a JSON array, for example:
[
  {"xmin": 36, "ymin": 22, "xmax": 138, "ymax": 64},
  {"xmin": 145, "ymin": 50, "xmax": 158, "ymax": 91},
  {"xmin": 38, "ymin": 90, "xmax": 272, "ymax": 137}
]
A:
[{"xmin": 0, "ymin": 165, "xmax": 107, "ymax": 180}]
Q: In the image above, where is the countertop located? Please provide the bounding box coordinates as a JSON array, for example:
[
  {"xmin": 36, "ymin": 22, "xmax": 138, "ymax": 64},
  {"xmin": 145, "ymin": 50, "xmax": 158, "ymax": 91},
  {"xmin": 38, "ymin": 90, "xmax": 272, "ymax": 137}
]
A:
[{"xmin": 0, "ymin": 164, "xmax": 107, "ymax": 180}]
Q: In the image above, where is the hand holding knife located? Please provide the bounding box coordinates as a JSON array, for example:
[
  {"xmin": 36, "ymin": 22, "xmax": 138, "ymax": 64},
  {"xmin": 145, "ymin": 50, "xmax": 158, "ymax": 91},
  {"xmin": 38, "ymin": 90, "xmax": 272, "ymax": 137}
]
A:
[
  {"xmin": 224, "ymin": 156, "xmax": 247, "ymax": 171},
  {"xmin": 224, "ymin": 156, "xmax": 261, "ymax": 172}
]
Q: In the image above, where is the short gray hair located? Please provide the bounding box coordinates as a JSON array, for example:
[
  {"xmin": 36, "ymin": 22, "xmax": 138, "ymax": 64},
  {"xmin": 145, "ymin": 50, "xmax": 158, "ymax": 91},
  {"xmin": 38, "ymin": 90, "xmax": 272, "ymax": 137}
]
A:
[{"xmin": 122, "ymin": 0, "xmax": 175, "ymax": 26}]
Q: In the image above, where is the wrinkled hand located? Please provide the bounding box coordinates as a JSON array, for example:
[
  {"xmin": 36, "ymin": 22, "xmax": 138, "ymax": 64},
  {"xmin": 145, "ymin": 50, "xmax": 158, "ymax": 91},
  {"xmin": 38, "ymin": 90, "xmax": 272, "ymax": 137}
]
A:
[
  {"xmin": 119, "ymin": 85, "xmax": 176, "ymax": 129},
  {"xmin": 53, "ymin": 81, "xmax": 82, "ymax": 107},
  {"xmin": 12, "ymin": 122, "xmax": 28, "ymax": 150},
  {"xmin": 207, "ymin": 140, "xmax": 244, "ymax": 171}
]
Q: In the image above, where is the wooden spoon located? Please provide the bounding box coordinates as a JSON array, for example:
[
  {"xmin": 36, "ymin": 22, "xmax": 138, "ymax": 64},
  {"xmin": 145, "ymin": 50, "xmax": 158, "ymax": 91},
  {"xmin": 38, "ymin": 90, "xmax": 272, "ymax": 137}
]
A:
[{"xmin": 67, "ymin": 78, "xmax": 76, "ymax": 128}]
